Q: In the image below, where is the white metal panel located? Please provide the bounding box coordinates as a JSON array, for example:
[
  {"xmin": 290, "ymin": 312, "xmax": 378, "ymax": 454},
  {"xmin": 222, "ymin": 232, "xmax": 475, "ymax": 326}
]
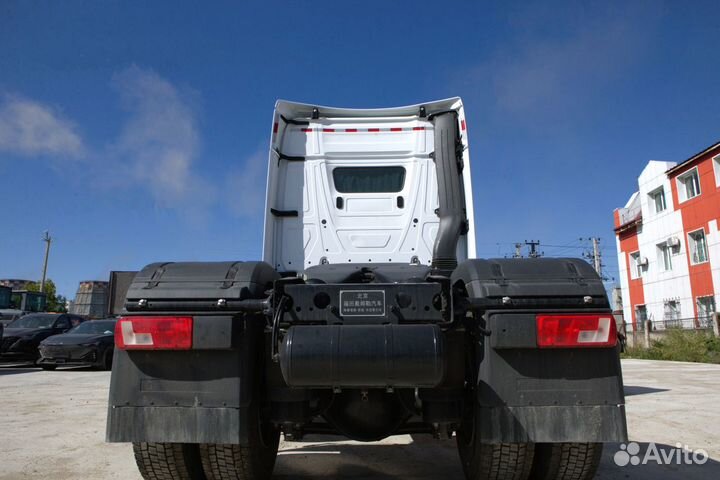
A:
[{"xmin": 263, "ymin": 98, "xmax": 475, "ymax": 273}]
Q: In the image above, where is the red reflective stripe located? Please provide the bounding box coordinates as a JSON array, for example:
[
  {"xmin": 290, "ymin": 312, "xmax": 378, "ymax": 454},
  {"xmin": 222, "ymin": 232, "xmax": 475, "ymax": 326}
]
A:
[
  {"xmin": 273, "ymin": 122, "xmax": 278, "ymax": 133},
  {"xmin": 301, "ymin": 128, "xmax": 313, "ymax": 133},
  {"xmin": 461, "ymin": 119, "xmax": 466, "ymax": 131},
  {"xmin": 390, "ymin": 127, "xmax": 402, "ymax": 132},
  {"xmin": 413, "ymin": 126, "xmax": 425, "ymax": 131},
  {"xmin": 323, "ymin": 128, "xmax": 335, "ymax": 133},
  {"xmin": 368, "ymin": 128, "xmax": 380, "ymax": 132},
  {"xmin": 345, "ymin": 128, "xmax": 358, "ymax": 132}
]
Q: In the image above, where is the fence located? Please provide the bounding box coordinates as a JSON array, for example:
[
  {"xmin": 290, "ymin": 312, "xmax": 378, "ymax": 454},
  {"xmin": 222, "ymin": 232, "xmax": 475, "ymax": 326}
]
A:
[
  {"xmin": 636, "ymin": 316, "xmax": 716, "ymax": 331},
  {"xmin": 624, "ymin": 313, "xmax": 720, "ymax": 349}
]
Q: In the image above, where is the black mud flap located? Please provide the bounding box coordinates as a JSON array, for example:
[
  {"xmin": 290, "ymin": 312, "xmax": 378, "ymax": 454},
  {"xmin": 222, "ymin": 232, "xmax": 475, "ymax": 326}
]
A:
[
  {"xmin": 106, "ymin": 318, "xmax": 263, "ymax": 444},
  {"xmin": 475, "ymin": 343, "xmax": 628, "ymax": 443},
  {"xmin": 106, "ymin": 261, "xmax": 277, "ymax": 444},
  {"xmin": 452, "ymin": 258, "xmax": 628, "ymax": 444}
]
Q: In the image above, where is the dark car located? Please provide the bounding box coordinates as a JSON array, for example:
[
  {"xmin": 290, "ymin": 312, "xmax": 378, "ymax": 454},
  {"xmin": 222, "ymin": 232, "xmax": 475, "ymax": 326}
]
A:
[
  {"xmin": 0, "ymin": 313, "xmax": 86, "ymax": 363},
  {"xmin": 38, "ymin": 318, "xmax": 117, "ymax": 370},
  {"xmin": 0, "ymin": 309, "xmax": 26, "ymax": 327}
]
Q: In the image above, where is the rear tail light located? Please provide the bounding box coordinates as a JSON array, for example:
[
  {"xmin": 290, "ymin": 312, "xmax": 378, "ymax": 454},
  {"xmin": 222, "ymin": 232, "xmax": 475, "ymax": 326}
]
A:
[
  {"xmin": 536, "ymin": 314, "xmax": 616, "ymax": 348},
  {"xmin": 115, "ymin": 316, "xmax": 193, "ymax": 350}
]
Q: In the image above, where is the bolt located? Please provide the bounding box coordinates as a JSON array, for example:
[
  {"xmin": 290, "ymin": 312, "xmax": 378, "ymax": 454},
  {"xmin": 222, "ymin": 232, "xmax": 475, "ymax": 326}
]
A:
[
  {"xmin": 138, "ymin": 299, "xmax": 147, "ymax": 308},
  {"xmin": 502, "ymin": 296, "xmax": 511, "ymax": 305},
  {"xmin": 217, "ymin": 298, "xmax": 227, "ymax": 307},
  {"xmin": 584, "ymin": 296, "xmax": 593, "ymax": 304}
]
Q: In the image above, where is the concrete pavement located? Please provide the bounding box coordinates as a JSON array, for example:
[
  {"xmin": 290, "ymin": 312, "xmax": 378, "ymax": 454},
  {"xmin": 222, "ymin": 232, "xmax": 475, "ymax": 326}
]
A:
[{"xmin": 0, "ymin": 359, "xmax": 717, "ymax": 479}]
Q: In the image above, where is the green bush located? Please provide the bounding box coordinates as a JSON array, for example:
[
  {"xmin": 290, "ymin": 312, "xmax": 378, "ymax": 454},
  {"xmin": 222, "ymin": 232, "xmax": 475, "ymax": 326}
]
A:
[{"xmin": 622, "ymin": 329, "xmax": 720, "ymax": 364}]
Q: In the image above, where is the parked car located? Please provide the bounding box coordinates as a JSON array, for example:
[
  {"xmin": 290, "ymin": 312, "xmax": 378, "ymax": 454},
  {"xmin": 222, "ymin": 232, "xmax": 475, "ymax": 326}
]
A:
[
  {"xmin": 0, "ymin": 313, "xmax": 86, "ymax": 363},
  {"xmin": 38, "ymin": 318, "xmax": 117, "ymax": 370},
  {"xmin": 0, "ymin": 309, "xmax": 26, "ymax": 327}
]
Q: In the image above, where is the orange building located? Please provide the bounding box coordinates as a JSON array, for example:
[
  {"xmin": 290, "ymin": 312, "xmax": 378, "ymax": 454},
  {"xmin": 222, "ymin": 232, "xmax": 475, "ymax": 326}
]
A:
[{"xmin": 614, "ymin": 141, "xmax": 720, "ymax": 331}]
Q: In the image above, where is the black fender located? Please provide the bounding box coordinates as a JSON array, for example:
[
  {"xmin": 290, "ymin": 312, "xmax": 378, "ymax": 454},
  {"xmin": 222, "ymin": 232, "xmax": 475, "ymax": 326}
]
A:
[
  {"xmin": 452, "ymin": 258, "xmax": 627, "ymax": 443},
  {"xmin": 106, "ymin": 261, "xmax": 277, "ymax": 444}
]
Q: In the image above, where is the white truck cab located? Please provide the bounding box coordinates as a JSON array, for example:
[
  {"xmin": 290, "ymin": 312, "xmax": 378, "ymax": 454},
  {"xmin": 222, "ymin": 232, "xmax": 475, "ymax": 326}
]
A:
[{"xmin": 263, "ymin": 98, "xmax": 476, "ymax": 272}]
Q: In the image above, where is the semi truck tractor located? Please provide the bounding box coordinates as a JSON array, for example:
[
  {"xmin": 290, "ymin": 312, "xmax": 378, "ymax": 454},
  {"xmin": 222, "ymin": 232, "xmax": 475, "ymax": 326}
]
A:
[{"xmin": 107, "ymin": 98, "xmax": 627, "ymax": 480}]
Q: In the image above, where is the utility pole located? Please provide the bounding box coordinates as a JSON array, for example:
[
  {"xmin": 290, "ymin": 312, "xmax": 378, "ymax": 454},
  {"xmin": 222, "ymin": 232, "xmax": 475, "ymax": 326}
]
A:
[
  {"xmin": 581, "ymin": 237, "xmax": 605, "ymax": 278},
  {"xmin": 514, "ymin": 243, "xmax": 523, "ymax": 258},
  {"xmin": 591, "ymin": 237, "xmax": 602, "ymax": 278},
  {"xmin": 40, "ymin": 231, "xmax": 52, "ymax": 293},
  {"xmin": 525, "ymin": 240, "xmax": 542, "ymax": 258}
]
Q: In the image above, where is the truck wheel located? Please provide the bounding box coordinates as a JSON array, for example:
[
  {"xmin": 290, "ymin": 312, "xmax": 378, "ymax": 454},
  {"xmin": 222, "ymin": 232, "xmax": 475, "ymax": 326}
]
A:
[
  {"xmin": 199, "ymin": 406, "xmax": 280, "ymax": 480},
  {"xmin": 530, "ymin": 443, "xmax": 603, "ymax": 480},
  {"xmin": 457, "ymin": 406, "xmax": 534, "ymax": 480},
  {"xmin": 133, "ymin": 442, "xmax": 206, "ymax": 480}
]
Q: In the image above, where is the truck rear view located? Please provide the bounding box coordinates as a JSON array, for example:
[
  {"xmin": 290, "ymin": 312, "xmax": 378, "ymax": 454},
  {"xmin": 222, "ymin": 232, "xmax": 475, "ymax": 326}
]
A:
[{"xmin": 107, "ymin": 98, "xmax": 627, "ymax": 480}]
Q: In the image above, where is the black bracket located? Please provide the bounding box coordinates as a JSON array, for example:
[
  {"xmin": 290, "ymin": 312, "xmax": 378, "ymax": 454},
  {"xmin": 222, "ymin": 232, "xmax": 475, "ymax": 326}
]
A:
[
  {"xmin": 280, "ymin": 114, "xmax": 310, "ymax": 126},
  {"xmin": 312, "ymin": 107, "xmax": 320, "ymax": 119},
  {"xmin": 419, "ymin": 105, "xmax": 427, "ymax": 118},
  {"xmin": 273, "ymin": 148, "xmax": 305, "ymax": 165},
  {"xmin": 270, "ymin": 208, "xmax": 299, "ymax": 217}
]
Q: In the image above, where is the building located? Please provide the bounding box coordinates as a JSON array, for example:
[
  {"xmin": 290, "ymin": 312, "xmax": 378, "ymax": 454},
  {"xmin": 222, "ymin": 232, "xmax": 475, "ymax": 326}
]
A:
[
  {"xmin": 0, "ymin": 279, "xmax": 33, "ymax": 290},
  {"xmin": 70, "ymin": 281, "xmax": 109, "ymax": 318},
  {"xmin": 614, "ymin": 141, "xmax": 720, "ymax": 331}
]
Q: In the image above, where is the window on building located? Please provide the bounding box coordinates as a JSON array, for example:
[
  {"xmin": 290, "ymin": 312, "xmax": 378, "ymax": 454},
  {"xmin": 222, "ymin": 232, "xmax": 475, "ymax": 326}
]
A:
[
  {"xmin": 677, "ymin": 168, "xmax": 701, "ymax": 202},
  {"xmin": 649, "ymin": 187, "xmax": 666, "ymax": 214},
  {"xmin": 658, "ymin": 243, "xmax": 673, "ymax": 271},
  {"xmin": 714, "ymin": 154, "xmax": 720, "ymax": 187},
  {"xmin": 635, "ymin": 305, "xmax": 648, "ymax": 330},
  {"xmin": 697, "ymin": 296, "xmax": 716, "ymax": 328},
  {"xmin": 663, "ymin": 300, "xmax": 681, "ymax": 327},
  {"xmin": 688, "ymin": 229, "xmax": 709, "ymax": 265},
  {"xmin": 629, "ymin": 251, "xmax": 644, "ymax": 279}
]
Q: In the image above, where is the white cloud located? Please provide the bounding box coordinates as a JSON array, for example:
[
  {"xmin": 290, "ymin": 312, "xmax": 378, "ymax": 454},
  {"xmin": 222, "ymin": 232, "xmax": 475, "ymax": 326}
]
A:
[
  {"xmin": 109, "ymin": 66, "xmax": 212, "ymax": 210},
  {"xmin": 1, "ymin": 67, "xmax": 255, "ymax": 224},
  {"xmin": 0, "ymin": 95, "xmax": 85, "ymax": 157},
  {"xmin": 462, "ymin": 3, "xmax": 662, "ymax": 124},
  {"xmin": 225, "ymin": 149, "xmax": 268, "ymax": 218}
]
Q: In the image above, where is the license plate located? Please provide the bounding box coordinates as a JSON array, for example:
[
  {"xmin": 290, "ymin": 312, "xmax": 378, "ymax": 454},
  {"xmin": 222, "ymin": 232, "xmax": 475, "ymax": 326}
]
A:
[{"xmin": 339, "ymin": 290, "xmax": 385, "ymax": 316}]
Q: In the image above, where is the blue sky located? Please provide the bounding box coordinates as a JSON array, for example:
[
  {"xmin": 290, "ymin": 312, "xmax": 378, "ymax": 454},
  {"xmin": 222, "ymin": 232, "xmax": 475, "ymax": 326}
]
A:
[{"xmin": 1, "ymin": 0, "xmax": 719, "ymax": 297}]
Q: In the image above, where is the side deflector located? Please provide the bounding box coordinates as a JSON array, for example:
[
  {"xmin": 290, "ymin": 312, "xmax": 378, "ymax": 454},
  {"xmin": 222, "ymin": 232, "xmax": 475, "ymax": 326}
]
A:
[{"xmin": 263, "ymin": 98, "xmax": 476, "ymax": 273}]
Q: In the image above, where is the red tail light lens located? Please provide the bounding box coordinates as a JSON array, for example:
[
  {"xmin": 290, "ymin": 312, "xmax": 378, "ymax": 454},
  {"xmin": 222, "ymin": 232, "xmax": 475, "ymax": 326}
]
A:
[
  {"xmin": 115, "ymin": 316, "xmax": 193, "ymax": 350},
  {"xmin": 536, "ymin": 314, "xmax": 616, "ymax": 348}
]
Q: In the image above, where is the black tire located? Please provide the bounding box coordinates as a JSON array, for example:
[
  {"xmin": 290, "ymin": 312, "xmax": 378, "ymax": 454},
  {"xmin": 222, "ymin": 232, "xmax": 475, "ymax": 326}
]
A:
[
  {"xmin": 458, "ymin": 441, "xmax": 535, "ymax": 480},
  {"xmin": 40, "ymin": 365, "xmax": 56, "ymax": 371},
  {"xmin": 457, "ymin": 404, "xmax": 534, "ymax": 480},
  {"xmin": 530, "ymin": 443, "xmax": 603, "ymax": 480},
  {"xmin": 133, "ymin": 442, "xmax": 207, "ymax": 480},
  {"xmin": 200, "ymin": 407, "xmax": 280, "ymax": 480}
]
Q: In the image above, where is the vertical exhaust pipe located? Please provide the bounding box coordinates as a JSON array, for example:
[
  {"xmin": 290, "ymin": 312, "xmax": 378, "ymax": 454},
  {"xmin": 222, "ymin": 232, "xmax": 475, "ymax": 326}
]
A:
[{"xmin": 430, "ymin": 111, "xmax": 465, "ymax": 275}]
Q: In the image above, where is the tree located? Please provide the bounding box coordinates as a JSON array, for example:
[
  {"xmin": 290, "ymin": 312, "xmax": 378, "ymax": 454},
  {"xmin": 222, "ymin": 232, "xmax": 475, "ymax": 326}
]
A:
[{"xmin": 24, "ymin": 279, "xmax": 67, "ymax": 312}]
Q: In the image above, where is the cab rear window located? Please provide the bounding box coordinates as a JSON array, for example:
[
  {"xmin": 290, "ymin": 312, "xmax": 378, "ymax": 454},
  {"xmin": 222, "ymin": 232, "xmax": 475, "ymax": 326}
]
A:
[{"xmin": 332, "ymin": 166, "xmax": 406, "ymax": 193}]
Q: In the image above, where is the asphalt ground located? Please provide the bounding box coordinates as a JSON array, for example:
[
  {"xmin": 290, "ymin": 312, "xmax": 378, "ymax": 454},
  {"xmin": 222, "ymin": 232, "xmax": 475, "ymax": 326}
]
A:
[{"xmin": 0, "ymin": 359, "xmax": 718, "ymax": 479}]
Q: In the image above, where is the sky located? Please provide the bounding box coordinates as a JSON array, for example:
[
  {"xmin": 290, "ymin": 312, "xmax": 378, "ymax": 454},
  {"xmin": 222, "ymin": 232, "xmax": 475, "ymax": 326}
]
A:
[{"xmin": 1, "ymin": 0, "xmax": 719, "ymax": 298}]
